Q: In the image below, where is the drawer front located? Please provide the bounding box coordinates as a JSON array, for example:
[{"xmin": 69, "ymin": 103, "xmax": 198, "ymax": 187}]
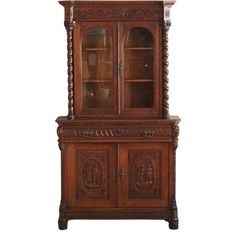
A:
[{"xmin": 58, "ymin": 125, "xmax": 174, "ymax": 141}]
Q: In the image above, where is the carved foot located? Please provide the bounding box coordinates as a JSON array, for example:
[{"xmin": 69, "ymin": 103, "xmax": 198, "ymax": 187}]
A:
[
  {"xmin": 168, "ymin": 218, "xmax": 178, "ymax": 230},
  {"xmin": 169, "ymin": 199, "xmax": 179, "ymax": 229},
  {"xmin": 58, "ymin": 217, "xmax": 68, "ymax": 230}
]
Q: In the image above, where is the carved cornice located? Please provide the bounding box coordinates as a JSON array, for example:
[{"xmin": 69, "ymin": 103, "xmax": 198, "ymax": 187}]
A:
[
  {"xmin": 60, "ymin": 1, "xmax": 162, "ymax": 21},
  {"xmin": 74, "ymin": 8, "xmax": 161, "ymax": 20}
]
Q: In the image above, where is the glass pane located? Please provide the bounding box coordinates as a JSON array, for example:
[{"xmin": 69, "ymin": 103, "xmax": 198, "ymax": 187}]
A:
[
  {"xmin": 124, "ymin": 27, "xmax": 154, "ymax": 108},
  {"xmin": 82, "ymin": 28, "xmax": 113, "ymax": 109},
  {"xmin": 125, "ymin": 82, "xmax": 154, "ymax": 108}
]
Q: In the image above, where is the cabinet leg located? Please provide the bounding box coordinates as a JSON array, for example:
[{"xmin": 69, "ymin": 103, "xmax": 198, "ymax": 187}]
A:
[
  {"xmin": 168, "ymin": 218, "xmax": 178, "ymax": 230},
  {"xmin": 58, "ymin": 200, "xmax": 68, "ymax": 230},
  {"xmin": 58, "ymin": 217, "xmax": 68, "ymax": 230},
  {"xmin": 168, "ymin": 200, "xmax": 179, "ymax": 230}
]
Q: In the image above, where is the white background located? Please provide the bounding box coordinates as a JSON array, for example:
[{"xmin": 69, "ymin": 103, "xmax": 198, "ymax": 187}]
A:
[{"xmin": 0, "ymin": 0, "xmax": 236, "ymax": 235}]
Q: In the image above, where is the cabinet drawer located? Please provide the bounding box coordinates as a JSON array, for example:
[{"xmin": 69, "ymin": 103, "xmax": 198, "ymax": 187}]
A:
[{"xmin": 58, "ymin": 125, "xmax": 174, "ymax": 141}]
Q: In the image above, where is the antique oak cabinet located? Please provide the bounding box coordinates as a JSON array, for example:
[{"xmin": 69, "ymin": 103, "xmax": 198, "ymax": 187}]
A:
[{"xmin": 57, "ymin": 0, "xmax": 180, "ymax": 230}]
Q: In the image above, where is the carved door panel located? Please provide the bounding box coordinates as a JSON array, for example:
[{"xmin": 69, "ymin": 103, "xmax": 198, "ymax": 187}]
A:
[
  {"xmin": 64, "ymin": 143, "xmax": 117, "ymax": 208},
  {"xmin": 119, "ymin": 143, "xmax": 169, "ymax": 207}
]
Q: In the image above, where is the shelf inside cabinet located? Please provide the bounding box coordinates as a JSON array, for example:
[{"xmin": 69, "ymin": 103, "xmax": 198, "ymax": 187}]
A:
[
  {"xmin": 124, "ymin": 80, "xmax": 153, "ymax": 82},
  {"xmin": 124, "ymin": 47, "xmax": 154, "ymax": 50},
  {"xmin": 83, "ymin": 48, "xmax": 110, "ymax": 51},
  {"xmin": 83, "ymin": 80, "xmax": 112, "ymax": 83}
]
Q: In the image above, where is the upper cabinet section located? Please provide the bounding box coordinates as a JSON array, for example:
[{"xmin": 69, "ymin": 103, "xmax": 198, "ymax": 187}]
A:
[{"xmin": 59, "ymin": 1, "xmax": 176, "ymax": 118}]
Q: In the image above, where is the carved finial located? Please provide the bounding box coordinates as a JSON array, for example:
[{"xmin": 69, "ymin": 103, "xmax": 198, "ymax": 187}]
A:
[
  {"xmin": 65, "ymin": 5, "xmax": 76, "ymax": 119},
  {"xmin": 163, "ymin": 0, "xmax": 176, "ymax": 30}
]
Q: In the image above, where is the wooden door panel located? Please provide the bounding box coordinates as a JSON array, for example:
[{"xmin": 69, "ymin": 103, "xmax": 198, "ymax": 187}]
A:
[
  {"xmin": 119, "ymin": 143, "xmax": 169, "ymax": 207},
  {"xmin": 64, "ymin": 143, "xmax": 117, "ymax": 208}
]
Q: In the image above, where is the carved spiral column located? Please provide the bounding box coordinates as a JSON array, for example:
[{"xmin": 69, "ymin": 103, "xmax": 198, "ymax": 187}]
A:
[
  {"xmin": 65, "ymin": 6, "xmax": 76, "ymax": 119},
  {"xmin": 162, "ymin": 21, "xmax": 170, "ymax": 118},
  {"xmin": 162, "ymin": 1, "xmax": 175, "ymax": 118}
]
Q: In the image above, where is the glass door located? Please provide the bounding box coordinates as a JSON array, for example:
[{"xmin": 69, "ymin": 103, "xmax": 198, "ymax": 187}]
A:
[
  {"xmin": 120, "ymin": 22, "xmax": 161, "ymax": 115},
  {"xmin": 74, "ymin": 23, "xmax": 116, "ymax": 114}
]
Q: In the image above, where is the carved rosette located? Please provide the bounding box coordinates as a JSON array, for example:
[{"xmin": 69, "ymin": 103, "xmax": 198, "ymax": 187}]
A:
[{"xmin": 64, "ymin": 6, "xmax": 76, "ymax": 119}]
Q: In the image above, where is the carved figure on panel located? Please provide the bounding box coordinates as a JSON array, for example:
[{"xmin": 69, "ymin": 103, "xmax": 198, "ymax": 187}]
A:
[{"xmin": 83, "ymin": 160, "xmax": 102, "ymax": 188}]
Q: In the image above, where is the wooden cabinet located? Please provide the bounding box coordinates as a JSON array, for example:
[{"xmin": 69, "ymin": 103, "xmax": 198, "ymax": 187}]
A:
[{"xmin": 57, "ymin": 0, "xmax": 180, "ymax": 230}]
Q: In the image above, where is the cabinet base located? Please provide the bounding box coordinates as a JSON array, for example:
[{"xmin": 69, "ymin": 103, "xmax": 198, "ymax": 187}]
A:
[{"xmin": 58, "ymin": 207, "xmax": 179, "ymax": 230}]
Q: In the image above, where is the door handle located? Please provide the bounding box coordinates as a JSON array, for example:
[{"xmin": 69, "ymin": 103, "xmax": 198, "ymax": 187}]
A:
[
  {"xmin": 119, "ymin": 168, "xmax": 126, "ymax": 180},
  {"xmin": 112, "ymin": 168, "xmax": 116, "ymax": 181},
  {"xmin": 118, "ymin": 62, "xmax": 122, "ymax": 77}
]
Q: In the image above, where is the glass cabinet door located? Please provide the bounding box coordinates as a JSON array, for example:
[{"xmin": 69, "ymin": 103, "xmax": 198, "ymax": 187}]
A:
[
  {"xmin": 74, "ymin": 22, "xmax": 160, "ymax": 116},
  {"xmin": 79, "ymin": 24, "xmax": 115, "ymax": 113},
  {"xmin": 120, "ymin": 23, "xmax": 160, "ymax": 114}
]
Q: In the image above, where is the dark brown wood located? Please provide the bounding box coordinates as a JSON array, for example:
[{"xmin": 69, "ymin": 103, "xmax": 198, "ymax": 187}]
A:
[
  {"xmin": 119, "ymin": 143, "xmax": 169, "ymax": 207},
  {"xmin": 57, "ymin": 0, "xmax": 179, "ymax": 230},
  {"xmin": 64, "ymin": 4, "xmax": 76, "ymax": 119}
]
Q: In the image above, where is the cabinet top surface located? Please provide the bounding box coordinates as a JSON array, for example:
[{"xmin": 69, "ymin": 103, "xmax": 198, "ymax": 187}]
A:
[
  {"xmin": 59, "ymin": 1, "xmax": 176, "ymax": 5},
  {"xmin": 56, "ymin": 116, "xmax": 180, "ymax": 124},
  {"xmin": 59, "ymin": 0, "xmax": 175, "ymax": 2}
]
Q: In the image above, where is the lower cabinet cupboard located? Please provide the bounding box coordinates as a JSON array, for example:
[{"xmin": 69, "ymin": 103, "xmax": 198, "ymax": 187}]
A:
[{"xmin": 57, "ymin": 117, "xmax": 180, "ymax": 230}]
